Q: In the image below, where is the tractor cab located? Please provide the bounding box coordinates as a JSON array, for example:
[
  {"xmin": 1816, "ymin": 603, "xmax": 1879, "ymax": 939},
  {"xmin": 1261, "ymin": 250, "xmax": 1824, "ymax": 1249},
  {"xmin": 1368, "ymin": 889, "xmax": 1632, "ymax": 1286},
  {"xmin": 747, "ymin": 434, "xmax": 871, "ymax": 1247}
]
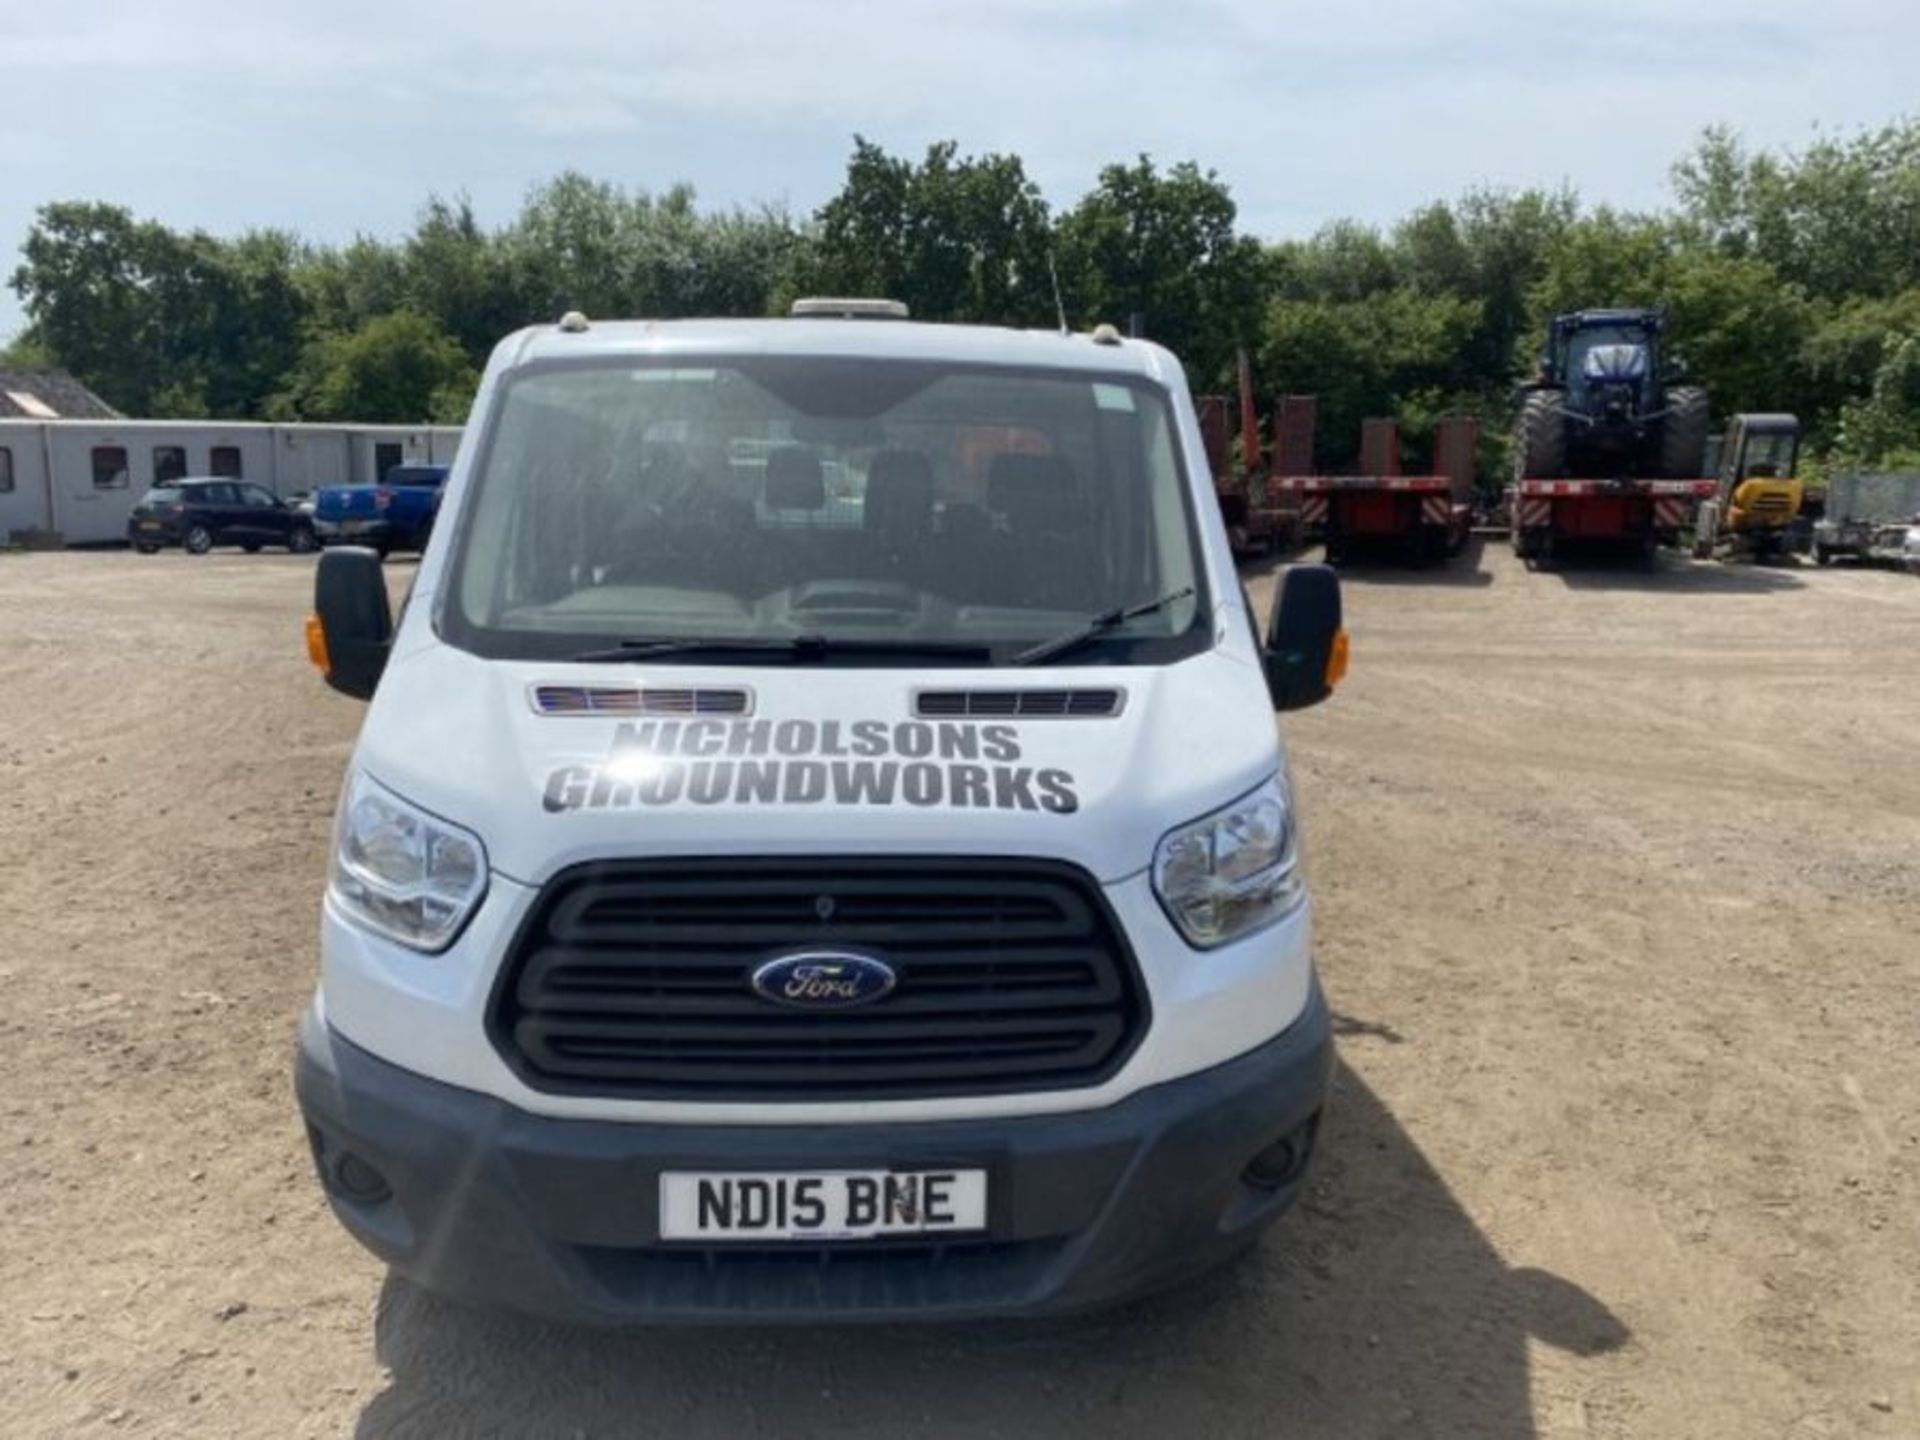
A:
[{"xmin": 1543, "ymin": 310, "xmax": 1665, "ymax": 420}]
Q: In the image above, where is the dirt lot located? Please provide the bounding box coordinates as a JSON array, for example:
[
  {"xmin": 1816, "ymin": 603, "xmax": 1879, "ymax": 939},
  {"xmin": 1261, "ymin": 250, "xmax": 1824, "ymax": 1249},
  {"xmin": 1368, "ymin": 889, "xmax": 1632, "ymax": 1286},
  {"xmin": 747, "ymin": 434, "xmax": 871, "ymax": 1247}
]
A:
[{"xmin": 1, "ymin": 543, "xmax": 1915, "ymax": 1439}]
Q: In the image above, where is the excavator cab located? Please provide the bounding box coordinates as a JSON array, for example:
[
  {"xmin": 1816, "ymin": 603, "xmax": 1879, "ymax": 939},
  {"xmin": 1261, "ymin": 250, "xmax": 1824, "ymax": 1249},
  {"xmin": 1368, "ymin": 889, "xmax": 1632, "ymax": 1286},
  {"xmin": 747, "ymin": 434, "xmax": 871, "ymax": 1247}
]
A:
[
  {"xmin": 1719, "ymin": 414, "xmax": 1802, "ymax": 540},
  {"xmin": 1693, "ymin": 413, "xmax": 1803, "ymax": 560}
]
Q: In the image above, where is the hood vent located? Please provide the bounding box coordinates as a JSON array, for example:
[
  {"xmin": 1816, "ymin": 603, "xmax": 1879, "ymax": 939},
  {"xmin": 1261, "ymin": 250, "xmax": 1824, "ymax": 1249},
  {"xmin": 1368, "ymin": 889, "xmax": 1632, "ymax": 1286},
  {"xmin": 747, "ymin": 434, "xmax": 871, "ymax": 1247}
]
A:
[
  {"xmin": 915, "ymin": 688, "xmax": 1124, "ymax": 720},
  {"xmin": 531, "ymin": 685, "xmax": 752, "ymax": 717}
]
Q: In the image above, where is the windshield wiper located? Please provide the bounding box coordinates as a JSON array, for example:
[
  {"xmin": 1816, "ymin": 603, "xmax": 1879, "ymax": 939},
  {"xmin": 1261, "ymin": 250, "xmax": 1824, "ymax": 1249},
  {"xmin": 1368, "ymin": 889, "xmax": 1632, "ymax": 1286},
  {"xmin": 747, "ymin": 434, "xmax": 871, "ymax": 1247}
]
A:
[
  {"xmin": 1011, "ymin": 587, "xmax": 1197, "ymax": 667},
  {"xmin": 568, "ymin": 635, "xmax": 997, "ymax": 664}
]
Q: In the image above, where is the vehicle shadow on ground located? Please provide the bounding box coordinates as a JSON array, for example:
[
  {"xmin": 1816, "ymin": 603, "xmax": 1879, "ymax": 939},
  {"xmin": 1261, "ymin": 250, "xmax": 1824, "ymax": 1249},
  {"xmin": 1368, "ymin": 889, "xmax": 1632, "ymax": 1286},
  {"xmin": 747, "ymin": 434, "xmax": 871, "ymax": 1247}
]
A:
[
  {"xmin": 1326, "ymin": 535, "xmax": 1496, "ymax": 589},
  {"xmin": 353, "ymin": 1061, "xmax": 1627, "ymax": 1439},
  {"xmin": 1237, "ymin": 536, "xmax": 1494, "ymax": 588},
  {"xmin": 1541, "ymin": 550, "xmax": 1806, "ymax": 593}
]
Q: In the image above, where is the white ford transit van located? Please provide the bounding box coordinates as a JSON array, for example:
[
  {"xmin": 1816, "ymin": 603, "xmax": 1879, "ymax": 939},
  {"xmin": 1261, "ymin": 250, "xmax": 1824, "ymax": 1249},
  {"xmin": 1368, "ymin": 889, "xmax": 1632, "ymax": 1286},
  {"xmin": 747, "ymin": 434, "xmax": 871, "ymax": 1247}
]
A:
[{"xmin": 296, "ymin": 303, "xmax": 1347, "ymax": 1322}]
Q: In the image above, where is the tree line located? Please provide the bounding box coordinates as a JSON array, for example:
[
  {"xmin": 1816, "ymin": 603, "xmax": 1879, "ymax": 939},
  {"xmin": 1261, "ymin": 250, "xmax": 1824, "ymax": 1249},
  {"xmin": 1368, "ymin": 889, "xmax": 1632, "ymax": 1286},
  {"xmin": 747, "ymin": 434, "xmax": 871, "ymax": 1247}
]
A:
[{"xmin": 8, "ymin": 123, "xmax": 1920, "ymax": 479}]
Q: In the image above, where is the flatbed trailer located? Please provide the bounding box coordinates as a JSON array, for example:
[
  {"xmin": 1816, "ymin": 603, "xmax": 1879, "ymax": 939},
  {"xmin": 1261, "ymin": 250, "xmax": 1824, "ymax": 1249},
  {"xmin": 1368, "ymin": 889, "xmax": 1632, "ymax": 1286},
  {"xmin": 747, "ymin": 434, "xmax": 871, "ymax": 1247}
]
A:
[
  {"xmin": 1509, "ymin": 476, "xmax": 1716, "ymax": 562},
  {"xmin": 1194, "ymin": 355, "xmax": 1299, "ymax": 556},
  {"xmin": 1272, "ymin": 404, "xmax": 1476, "ymax": 565}
]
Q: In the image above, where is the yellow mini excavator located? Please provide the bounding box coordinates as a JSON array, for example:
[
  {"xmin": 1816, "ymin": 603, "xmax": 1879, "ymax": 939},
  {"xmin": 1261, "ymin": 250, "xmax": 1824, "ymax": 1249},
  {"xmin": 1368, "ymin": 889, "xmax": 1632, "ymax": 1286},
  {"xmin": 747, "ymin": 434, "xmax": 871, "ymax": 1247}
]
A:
[{"xmin": 1692, "ymin": 413, "xmax": 1802, "ymax": 560}]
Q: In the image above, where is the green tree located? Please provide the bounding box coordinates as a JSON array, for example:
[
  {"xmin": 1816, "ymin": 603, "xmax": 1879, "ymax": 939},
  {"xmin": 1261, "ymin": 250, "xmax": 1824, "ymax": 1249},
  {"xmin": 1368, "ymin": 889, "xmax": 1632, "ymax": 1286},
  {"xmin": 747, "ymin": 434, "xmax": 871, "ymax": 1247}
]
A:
[
  {"xmin": 503, "ymin": 174, "xmax": 798, "ymax": 331},
  {"xmin": 1260, "ymin": 288, "xmax": 1483, "ymax": 469},
  {"xmin": 1055, "ymin": 157, "xmax": 1265, "ymax": 385},
  {"xmin": 1673, "ymin": 121, "xmax": 1920, "ymax": 300},
  {"xmin": 795, "ymin": 138, "xmax": 1054, "ymax": 325},
  {"xmin": 10, "ymin": 125, "xmax": 1920, "ymax": 459},
  {"xmin": 10, "ymin": 202, "xmax": 200, "ymax": 412},
  {"xmin": 1413, "ymin": 188, "xmax": 1578, "ymax": 386},
  {"xmin": 0, "ymin": 330, "xmax": 55, "ymax": 369},
  {"xmin": 1273, "ymin": 220, "xmax": 1399, "ymax": 304},
  {"xmin": 1832, "ymin": 332, "xmax": 1920, "ymax": 464},
  {"xmin": 1799, "ymin": 289, "xmax": 1920, "ymax": 426},
  {"xmin": 272, "ymin": 311, "xmax": 476, "ymax": 424},
  {"xmin": 1524, "ymin": 208, "xmax": 1675, "ymax": 336},
  {"xmin": 682, "ymin": 203, "xmax": 806, "ymax": 317},
  {"xmin": 402, "ymin": 195, "xmax": 529, "ymax": 361},
  {"xmin": 189, "ymin": 229, "xmax": 308, "ymax": 417},
  {"xmin": 506, "ymin": 172, "xmax": 634, "ymax": 321},
  {"xmin": 297, "ymin": 235, "xmax": 410, "ymax": 339},
  {"xmin": 1663, "ymin": 248, "xmax": 1811, "ymax": 417},
  {"xmin": 9, "ymin": 201, "xmax": 307, "ymax": 416}
]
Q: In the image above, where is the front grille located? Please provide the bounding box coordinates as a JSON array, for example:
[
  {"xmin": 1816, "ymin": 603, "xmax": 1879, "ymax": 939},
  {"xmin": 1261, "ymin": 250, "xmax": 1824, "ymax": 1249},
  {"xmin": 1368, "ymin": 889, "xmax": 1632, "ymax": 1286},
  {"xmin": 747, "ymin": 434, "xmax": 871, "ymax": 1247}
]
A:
[
  {"xmin": 530, "ymin": 685, "xmax": 752, "ymax": 717},
  {"xmin": 915, "ymin": 688, "xmax": 1123, "ymax": 719},
  {"xmin": 491, "ymin": 858, "xmax": 1148, "ymax": 1100}
]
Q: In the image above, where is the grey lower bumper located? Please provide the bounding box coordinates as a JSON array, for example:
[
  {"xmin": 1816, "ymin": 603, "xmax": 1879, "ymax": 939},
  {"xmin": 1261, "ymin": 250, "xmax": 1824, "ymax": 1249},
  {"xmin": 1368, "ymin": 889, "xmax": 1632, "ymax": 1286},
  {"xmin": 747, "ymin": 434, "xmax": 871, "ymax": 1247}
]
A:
[
  {"xmin": 295, "ymin": 988, "xmax": 1334, "ymax": 1324},
  {"xmin": 313, "ymin": 520, "xmax": 385, "ymax": 545}
]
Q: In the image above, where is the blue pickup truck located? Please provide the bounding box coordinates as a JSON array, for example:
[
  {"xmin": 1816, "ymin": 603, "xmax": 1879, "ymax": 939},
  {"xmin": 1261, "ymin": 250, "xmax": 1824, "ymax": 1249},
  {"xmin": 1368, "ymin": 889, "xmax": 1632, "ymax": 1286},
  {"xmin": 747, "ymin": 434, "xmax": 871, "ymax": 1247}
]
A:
[{"xmin": 313, "ymin": 465, "xmax": 448, "ymax": 557}]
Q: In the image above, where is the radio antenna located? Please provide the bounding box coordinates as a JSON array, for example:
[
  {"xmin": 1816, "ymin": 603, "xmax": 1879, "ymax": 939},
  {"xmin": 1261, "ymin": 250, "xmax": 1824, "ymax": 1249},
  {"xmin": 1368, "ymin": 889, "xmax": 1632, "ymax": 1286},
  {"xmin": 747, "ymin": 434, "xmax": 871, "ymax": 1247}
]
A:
[{"xmin": 1048, "ymin": 253, "xmax": 1069, "ymax": 335}]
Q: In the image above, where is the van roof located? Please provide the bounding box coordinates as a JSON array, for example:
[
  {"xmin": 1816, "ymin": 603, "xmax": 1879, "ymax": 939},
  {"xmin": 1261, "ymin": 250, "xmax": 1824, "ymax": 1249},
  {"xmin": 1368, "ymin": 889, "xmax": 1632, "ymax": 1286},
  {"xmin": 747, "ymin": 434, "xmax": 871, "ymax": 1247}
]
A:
[{"xmin": 505, "ymin": 316, "xmax": 1177, "ymax": 381}]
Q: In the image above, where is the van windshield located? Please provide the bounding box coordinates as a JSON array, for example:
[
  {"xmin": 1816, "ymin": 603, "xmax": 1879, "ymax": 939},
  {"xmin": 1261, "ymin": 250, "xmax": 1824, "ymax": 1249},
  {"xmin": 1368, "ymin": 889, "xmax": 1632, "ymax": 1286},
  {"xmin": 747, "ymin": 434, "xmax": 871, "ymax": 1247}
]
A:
[{"xmin": 443, "ymin": 358, "xmax": 1208, "ymax": 666}]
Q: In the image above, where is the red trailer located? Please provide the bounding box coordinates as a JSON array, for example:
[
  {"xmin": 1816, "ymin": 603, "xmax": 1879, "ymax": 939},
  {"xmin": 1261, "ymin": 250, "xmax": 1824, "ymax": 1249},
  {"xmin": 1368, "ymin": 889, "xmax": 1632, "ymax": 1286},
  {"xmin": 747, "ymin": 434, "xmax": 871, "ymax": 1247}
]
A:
[
  {"xmin": 1194, "ymin": 352, "xmax": 1298, "ymax": 556},
  {"xmin": 1508, "ymin": 476, "xmax": 1717, "ymax": 562},
  {"xmin": 1272, "ymin": 399, "xmax": 1476, "ymax": 565}
]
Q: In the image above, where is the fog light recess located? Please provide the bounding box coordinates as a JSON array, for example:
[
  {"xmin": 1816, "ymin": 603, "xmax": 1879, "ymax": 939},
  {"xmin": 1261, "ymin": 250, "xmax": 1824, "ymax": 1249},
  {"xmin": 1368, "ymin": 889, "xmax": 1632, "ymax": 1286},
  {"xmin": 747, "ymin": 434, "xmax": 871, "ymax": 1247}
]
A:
[
  {"xmin": 1242, "ymin": 1113, "xmax": 1320, "ymax": 1191},
  {"xmin": 329, "ymin": 1150, "xmax": 394, "ymax": 1205}
]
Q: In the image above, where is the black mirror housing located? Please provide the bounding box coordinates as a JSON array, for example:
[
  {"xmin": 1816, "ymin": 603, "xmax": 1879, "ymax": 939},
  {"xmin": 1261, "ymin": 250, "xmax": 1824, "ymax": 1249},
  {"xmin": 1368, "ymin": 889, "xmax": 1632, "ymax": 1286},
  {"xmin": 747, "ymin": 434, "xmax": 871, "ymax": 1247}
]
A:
[
  {"xmin": 315, "ymin": 547, "xmax": 393, "ymax": 700},
  {"xmin": 1262, "ymin": 564, "xmax": 1344, "ymax": 712}
]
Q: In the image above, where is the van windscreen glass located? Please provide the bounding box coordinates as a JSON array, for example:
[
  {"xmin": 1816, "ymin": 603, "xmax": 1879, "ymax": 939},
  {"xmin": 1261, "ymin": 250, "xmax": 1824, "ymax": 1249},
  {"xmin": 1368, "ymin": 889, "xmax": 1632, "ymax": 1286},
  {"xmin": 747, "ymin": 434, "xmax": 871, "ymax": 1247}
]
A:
[{"xmin": 444, "ymin": 359, "xmax": 1208, "ymax": 666}]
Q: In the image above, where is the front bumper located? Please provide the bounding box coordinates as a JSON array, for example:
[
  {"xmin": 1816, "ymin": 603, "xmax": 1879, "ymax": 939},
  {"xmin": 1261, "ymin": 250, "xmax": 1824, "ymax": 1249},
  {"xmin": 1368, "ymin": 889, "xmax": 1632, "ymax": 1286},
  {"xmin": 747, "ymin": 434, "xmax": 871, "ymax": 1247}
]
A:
[
  {"xmin": 294, "ymin": 984, "xmax": 1334, "ymax": 1324},
  {"xmin": 314, "ymin": 519, "xmax": 390, "ymax": 545}
]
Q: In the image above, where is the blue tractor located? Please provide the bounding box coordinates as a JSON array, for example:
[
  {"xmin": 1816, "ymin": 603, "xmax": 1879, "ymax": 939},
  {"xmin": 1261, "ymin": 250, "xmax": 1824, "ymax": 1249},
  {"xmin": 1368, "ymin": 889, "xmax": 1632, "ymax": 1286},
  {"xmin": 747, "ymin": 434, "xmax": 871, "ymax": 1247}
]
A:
[{"xmin": 1512, "ymin": 309, "xmax": 1710, "ymax": 480}]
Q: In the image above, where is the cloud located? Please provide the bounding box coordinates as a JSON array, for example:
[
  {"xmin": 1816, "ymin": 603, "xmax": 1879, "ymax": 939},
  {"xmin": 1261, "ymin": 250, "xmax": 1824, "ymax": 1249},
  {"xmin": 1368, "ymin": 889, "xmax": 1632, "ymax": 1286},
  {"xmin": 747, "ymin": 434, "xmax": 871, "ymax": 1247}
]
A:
[{"xmin": 3, "ymin": 0, "xmax": 1917, "ymax": 336}]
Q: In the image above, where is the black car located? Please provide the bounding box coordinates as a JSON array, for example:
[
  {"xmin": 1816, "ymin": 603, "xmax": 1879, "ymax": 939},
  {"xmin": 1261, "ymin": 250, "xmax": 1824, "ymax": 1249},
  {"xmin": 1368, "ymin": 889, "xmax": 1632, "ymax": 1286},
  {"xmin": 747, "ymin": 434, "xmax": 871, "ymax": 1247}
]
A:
[{"xmin": 129, "ymin": 479, "xmax": 319, "ymax": 555}]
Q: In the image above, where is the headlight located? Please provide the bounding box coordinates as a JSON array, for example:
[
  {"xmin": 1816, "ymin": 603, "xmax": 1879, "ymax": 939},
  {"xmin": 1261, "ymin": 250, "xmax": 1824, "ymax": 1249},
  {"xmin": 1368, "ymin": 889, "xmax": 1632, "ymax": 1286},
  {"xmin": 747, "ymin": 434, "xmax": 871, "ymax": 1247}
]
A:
[
  {"xmin": 329, "ymin": 771, "xmax": 488, "ymax": 952},
  {"xmin": 1152, "ymin": 776, "xmax": 1305, "ymax": 948}
]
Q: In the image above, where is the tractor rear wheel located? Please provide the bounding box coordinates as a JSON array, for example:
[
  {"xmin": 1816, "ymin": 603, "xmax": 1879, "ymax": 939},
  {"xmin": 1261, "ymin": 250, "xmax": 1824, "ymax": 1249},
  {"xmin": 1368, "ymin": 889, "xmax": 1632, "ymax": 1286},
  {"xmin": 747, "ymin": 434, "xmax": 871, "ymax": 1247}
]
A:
[
  {"xmin": 1513, "ymin": 391, "xmax": 1565, "ymax": 480},
  {"xmin": 1658, "ymin": 386, "xmax": 1710, "ymax": 478}
]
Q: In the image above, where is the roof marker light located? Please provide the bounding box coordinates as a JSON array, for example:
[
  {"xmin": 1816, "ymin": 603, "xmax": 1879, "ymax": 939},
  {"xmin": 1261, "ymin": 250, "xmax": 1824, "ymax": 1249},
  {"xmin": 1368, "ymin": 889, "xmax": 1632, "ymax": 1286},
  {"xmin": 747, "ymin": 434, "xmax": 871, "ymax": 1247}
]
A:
[{"xmin": 790, "ymin": 297, "xmax": 910, "ymax": 320}]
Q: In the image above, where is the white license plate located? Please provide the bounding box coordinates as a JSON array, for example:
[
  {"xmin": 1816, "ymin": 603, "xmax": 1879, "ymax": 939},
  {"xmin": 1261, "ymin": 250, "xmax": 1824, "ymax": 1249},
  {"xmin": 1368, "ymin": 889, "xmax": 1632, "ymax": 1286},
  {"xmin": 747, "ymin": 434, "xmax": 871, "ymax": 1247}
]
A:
[
  {"xmin": 339, "ymin": 519, "xmax": 369, "ymax": 534},
  {"xmin": 659, "ymin": 1169, "xmax": 987, "ymax": 1242}
]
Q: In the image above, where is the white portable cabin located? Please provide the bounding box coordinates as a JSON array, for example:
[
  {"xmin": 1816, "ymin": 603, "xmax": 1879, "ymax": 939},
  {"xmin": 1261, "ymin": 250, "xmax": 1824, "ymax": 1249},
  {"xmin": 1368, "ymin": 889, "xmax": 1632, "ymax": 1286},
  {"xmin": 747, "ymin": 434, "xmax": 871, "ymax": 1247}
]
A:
[
  {"xmin": 264, "ymin": 423, "xmax": 464, "ymax": 500},
  {"xmin": 0, "ymin": 420, "xmax": 54, "ymax": 540},
  {"xmin": 0, "ymin": 420, "xmax": 464, "ymax": 544},
  {"xmin": 43, "ymin": 421, "xmax": 275, "ymax": 544}
]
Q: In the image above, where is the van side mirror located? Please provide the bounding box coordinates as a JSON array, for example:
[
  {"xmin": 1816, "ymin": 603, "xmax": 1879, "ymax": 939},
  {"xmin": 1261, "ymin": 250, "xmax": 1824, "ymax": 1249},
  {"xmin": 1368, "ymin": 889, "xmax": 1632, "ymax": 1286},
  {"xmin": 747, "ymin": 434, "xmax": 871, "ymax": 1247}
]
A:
[
  {"xmin": 1262, "ymin": 564, "xmax": 1346, "ymax": 711},
  {"xmin": 311, "ymin": 547, "xmax": 392, "ymax": 700}
]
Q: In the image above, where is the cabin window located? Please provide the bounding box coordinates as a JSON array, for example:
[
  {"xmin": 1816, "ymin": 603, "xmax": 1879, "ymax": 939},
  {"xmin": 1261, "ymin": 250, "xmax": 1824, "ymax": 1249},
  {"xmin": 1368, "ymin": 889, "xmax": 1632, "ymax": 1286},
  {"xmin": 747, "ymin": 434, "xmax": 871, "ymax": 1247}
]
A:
[
  {"xmin": 209, "ymin": 445, "xmax": 243, "ymax": 478},
  {"xmin": 153, "ymin": 445, "xmax": 188, "ymax": 484},
  {"xmin": 91, "ymin": 446, "xmax": 130, "ymax": 489},
  {"xmin": 0, "ymin": 446, "xmax": 13, "ymax": 493},
  {"xmin": 374, "ymin": 442, "xmax": 404, "ymax": 481}
]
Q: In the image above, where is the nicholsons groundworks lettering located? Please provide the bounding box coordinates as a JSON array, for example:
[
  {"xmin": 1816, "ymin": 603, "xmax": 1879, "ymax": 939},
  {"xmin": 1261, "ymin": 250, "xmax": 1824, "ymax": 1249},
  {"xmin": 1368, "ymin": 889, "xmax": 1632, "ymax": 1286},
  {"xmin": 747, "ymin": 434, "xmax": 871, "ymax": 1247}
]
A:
[{"xmin": 543, "ymin": 719, "xmax": 1080, "ymax": 814}]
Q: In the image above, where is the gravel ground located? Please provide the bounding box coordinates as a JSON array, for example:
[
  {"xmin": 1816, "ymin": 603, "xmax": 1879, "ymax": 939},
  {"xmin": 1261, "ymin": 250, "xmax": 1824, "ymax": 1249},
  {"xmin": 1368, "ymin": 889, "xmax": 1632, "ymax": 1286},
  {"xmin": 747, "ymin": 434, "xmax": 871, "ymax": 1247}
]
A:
[{"xmin": 1, "ymin": 543, "xmax": 1915, "ymax": 1439}]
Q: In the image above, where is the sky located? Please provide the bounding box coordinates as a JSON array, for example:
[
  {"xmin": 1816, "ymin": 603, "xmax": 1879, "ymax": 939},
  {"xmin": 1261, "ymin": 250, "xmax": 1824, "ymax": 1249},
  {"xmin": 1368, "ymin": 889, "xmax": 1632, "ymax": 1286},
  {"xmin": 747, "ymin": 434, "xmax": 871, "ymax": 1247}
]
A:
[{"xmin": 3, "ymin": 0, "xmax": 1917, "ymax": 338}]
